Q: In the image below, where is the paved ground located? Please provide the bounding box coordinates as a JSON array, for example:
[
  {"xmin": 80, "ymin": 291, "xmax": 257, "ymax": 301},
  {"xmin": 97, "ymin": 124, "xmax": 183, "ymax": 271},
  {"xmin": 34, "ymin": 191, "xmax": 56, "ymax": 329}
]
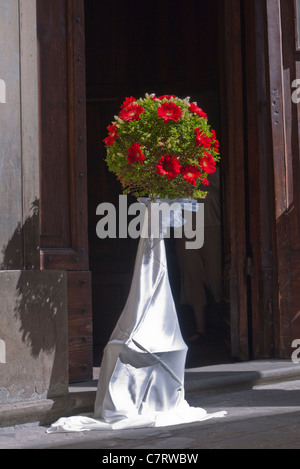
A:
[{"xmin": 1, "ymin": 378, "xmax": 300, "ymax": 450}]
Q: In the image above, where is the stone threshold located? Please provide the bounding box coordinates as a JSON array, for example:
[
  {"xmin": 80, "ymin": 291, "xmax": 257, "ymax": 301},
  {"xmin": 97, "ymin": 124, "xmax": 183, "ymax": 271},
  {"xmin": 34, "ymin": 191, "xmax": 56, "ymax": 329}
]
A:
[{"xmin": 1, "ymin": 359, "xmax": 299, "ymax": 428}]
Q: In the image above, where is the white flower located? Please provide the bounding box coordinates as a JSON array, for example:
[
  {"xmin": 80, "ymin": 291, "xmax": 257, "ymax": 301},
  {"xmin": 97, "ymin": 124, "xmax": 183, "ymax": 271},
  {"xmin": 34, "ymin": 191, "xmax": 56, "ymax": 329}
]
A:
[{"xmin": 114, "ymin": 116, "xmax": 124, "ymax": 124}]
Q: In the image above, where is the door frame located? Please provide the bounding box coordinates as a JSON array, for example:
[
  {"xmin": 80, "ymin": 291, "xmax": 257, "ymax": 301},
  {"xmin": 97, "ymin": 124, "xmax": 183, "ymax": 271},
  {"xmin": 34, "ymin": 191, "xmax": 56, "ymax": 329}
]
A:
[
  {"xmin": 82, "ymin": 0, "xmax": 252, "ymax": 362},
  {"xmin": 39, "ymin": 0, "xmax": 277, "ymax": 375}
]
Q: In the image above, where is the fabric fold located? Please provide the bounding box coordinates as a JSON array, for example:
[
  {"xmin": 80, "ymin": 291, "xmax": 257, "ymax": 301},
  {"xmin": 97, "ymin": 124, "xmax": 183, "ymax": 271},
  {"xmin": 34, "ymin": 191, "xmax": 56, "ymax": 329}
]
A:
[{"xmin": 48, "ymin": 200, "xmax": 226, "ymax": 434}]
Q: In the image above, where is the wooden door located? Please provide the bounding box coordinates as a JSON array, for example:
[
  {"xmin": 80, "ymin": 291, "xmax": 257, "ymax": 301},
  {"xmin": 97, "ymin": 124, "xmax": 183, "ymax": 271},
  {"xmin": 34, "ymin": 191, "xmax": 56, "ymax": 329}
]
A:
[
  {"xmin": 229, "ymin": 0, "xmax": 300, "ymax": 359},
  {"xmin": 37, "ymin": 0, "xmax": 93, "ymax": 382},
  {"xmin": 264, "ymin": 0, "xmax": 300, "ymax": 355},
  {"xmin": 241, "ymin": 0, "xmax": 277, "ymax": 359},
  {"xmin": 219, "ymin": 0, "xmax": 249, "ymax": 360},
  {"xmin": 84, "ymin": 0, "xmax": 225, "ymax": 364}
]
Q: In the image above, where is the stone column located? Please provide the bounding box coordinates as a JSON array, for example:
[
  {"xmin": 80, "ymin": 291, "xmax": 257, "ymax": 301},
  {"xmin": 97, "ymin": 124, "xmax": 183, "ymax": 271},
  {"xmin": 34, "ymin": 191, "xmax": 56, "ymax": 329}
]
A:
[{"xmin": 0, "ymin": 0, "xmax": 69, "ymax": 406}]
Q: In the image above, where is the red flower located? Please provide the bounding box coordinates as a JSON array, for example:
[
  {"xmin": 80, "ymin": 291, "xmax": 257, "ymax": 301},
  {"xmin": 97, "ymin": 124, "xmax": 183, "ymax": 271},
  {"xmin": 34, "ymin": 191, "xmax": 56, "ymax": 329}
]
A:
[
  {"xmin": 120, "ymin": 104, "xmax": 145, "ymax": 121},
  {"xmin": 189, "ymin": 103, "xmax": 207, "ymax": 119},
  {"xmin": 202, "ymin": 178, "xmax": 210, "ymax": 186},
  {"xmin": 180, "ymin": 165, "xmax": 202, "ymax": 186},
  {"xmin": 157, "ymin": 95, "xmax": 176, "ymax": 100},
  {"xmin": 103, "ymin": 124, "xmax": 118, "ymax": 146},
  {"xmin": 156, "ymin": 155, "xmax": 181, "ymax": 180},
  {"xmin": 127, "ymin": 142, "xmax": 146, "ymax": 165},
  {"xmin": 157, "ymin": 102, "xmax": 183, "ymax": 123},
  {"xmin": 210, "ymin": 129, "xmax": 220, "ymax": 152},
  {"xmin": 120, "ymin": 96, "xmax": 136, "ymax": 109},
  {"xmin": 199, "ymin": 152, "xmax": 216, "ymax": 174},
  {"xmin": 195, "ymin": 128, "xmax": 212, "ymax": 149}
]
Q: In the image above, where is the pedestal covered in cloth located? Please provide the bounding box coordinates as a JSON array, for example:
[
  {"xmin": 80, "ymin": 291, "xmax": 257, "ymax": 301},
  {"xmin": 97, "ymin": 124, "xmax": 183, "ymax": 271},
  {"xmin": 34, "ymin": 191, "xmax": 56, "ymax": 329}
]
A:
[{"xmin": 48, "ymin": 199, "xmax": 226, "ymax": 432}]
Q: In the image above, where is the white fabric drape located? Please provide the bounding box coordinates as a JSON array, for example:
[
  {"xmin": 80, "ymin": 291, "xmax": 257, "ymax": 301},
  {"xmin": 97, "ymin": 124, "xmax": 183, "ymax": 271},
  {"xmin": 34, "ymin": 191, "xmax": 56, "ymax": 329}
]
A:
[{"xmin": 48, "ymin": 200, "xmax": 226, "ymax": 433}]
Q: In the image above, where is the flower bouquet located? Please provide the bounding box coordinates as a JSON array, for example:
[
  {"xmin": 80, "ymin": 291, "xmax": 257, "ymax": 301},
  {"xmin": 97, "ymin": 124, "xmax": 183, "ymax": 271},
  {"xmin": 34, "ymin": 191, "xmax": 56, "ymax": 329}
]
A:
[{"xmin": 103, "ymin": 93, "xmax": 220, "ymax": 200}]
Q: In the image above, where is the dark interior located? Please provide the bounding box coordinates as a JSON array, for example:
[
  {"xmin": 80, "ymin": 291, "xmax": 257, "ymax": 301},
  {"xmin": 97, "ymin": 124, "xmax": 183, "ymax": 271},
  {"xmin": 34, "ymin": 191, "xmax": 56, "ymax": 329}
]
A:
[{"xmin": 84, "ymin": 0, "xmax": 234, "ymax": 368}]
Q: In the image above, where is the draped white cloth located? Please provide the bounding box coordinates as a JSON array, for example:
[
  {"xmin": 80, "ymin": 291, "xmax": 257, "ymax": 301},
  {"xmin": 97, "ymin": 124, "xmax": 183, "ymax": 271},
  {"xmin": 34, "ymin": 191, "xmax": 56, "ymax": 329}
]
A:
[{"xmin": 48, "ymin": 200, "xmax": 226, "ymax": 433}]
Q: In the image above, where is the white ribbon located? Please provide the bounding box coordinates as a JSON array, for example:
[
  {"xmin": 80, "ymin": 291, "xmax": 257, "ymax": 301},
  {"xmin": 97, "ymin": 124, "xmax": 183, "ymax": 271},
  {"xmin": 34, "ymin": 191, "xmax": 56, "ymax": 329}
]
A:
[{"xmin": 137, "ymin": 198, "xmax": 199, "ymax": 238}]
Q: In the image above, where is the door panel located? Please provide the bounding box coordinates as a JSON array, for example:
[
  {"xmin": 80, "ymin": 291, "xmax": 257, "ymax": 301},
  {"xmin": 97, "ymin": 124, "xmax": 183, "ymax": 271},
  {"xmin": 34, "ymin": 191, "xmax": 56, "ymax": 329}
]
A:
[
  {"xmin": 38, "ymin": 0, "xmax": 89, "ymax": 272},
  {"xmin": 280, "ymin": 0, "xmax": 300, "ymax": 346},
  {"xmin": 219, "ymin": 0, "xmax": 249, "ymax": 360},
  {"xmin": 265, "ymin": 0, "xmax": 300, "ymax": 353},
  {"xmin": 67, "ymin": 271, "xmax": 93, "ymax": 382},
  {"xmin": 37, "ymin": 0, "xmax": 93, "ymax": 381}
]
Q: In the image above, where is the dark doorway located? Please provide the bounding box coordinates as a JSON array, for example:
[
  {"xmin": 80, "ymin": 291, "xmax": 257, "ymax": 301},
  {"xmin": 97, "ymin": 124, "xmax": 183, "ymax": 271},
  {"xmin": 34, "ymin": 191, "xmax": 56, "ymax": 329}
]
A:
[{"xmin": 84, "ymin": 0, "xmax": 233, "ymax": 367}]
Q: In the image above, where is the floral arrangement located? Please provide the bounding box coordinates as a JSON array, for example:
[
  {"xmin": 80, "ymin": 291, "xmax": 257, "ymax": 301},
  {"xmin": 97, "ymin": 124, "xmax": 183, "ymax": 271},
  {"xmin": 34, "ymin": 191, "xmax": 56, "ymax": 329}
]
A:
[{"xmin": 103, "ymin": 93, "xmax": 220, "ymax": 200}]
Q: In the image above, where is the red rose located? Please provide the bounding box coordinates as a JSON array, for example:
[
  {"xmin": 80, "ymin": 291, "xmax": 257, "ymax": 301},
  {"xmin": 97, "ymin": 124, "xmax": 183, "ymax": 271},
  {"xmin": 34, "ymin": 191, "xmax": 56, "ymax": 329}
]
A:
[
  {"xmin": 195, "ymin": 128, "xmax": 212, "ymax": 149},
  {"xmin": 103, "ymin": 124, "xmax": 118, "ymax": 146},
  {"xmin": 199, "ymin": 152, "xmax": 216, "ymax": 174},
  {"xmin": 180, "ymin": 165, "xmax": 202, "ymax": 186},
  {"xmin": 120, "ymin": 104, "xmax": 145, "ymax": 121},
  {"xmin": 189, "ymin": 103, "xmax": 207, "ymax": 119},
  {"xmin": 127, "ymin": 142, "xmax": 146, "ymax": 165},
  {"xmin": 157, "ymin": 102, "xmax": 183, "ymax": 124},
  {"xmin": 120, "ymin": 96, "xmax": 136, "ymax": 109},
  {"xmin": 156, "ymin": 155, "xmax": 181, "ymax": 180}
]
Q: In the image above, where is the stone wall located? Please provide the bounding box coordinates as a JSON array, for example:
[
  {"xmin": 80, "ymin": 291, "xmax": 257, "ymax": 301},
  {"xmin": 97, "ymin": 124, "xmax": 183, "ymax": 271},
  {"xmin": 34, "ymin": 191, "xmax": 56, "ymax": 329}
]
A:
[
  {"xmin": 0, "ymin": 270, "xmax": 68, "ymax": 403},
  {"xmin": 0, "ymin": 0, "xmax": 69, "ymax": 405}
]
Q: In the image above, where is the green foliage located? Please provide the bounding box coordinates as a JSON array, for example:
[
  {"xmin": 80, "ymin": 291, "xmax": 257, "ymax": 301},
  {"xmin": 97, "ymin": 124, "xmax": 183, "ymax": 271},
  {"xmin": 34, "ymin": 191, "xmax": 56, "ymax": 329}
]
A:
[{"xmin": 104, "ymin": 94, "xmax": 220, "ymax": 200}]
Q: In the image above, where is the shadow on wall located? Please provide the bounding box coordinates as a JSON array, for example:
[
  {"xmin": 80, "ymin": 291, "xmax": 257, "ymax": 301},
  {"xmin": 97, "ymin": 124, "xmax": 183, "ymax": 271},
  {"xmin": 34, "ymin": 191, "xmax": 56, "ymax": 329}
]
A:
[{"xmin": 0, "ymin": 199, "xmax": 68, "ymax": 399}]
